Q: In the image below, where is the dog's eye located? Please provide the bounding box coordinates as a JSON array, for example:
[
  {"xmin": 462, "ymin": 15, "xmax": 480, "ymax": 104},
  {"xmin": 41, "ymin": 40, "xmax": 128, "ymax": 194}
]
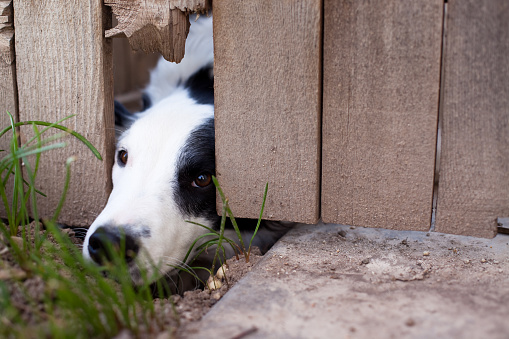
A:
[
  {"xmin": 192, "ymin": 173, "xmax": 212, "ymax": 188},
  {"xmin": 118, "ymin": 150, "xmax": 128, "ymax": 166}
]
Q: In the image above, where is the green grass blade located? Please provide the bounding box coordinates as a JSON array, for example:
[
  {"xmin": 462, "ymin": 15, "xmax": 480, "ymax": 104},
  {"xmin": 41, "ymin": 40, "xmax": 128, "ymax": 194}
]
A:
[
  {"xmin": 0, "ymin": 119, "xmax": 102, "ymax": 160},
  {"xmin": 212, "ymin": 176, "xmax": 248, "ymax": 255},
  {"xmin": 14, "ymin": 142, "xmax": 67, "ymax": 159},
  {"xmin": 185, "ymin": 220, "xmax": 241, "ymax": 257},
  {"xmin": 248, "ymin": 182, "xmax": 269, "ymax": 257},
  {"xmin": 210, "ymin": 201, "xmax": 228, "ymax": 274},
  {"xmin": 182, "ymin": 232, "xmax": 219, "ymax": 263},
  {"xmin": 51, "ymin": 157, "xmax": 74, "ymax": 222}
]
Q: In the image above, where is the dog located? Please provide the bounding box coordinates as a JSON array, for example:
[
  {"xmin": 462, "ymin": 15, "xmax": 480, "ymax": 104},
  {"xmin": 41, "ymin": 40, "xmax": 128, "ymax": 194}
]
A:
[{"xmin": 83, "ymin": 15, "xmax": 291, "ymax": 289}]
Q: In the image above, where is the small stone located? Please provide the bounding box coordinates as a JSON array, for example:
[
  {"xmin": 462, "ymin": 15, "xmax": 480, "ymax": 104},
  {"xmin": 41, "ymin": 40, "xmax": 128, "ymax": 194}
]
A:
[
  {"xmin": 10, "ymin": 236, "xmax": 24, "ymax": 248},
  {"xmin": 493, "ymin": 260, "xmax": 500, "ymax": 264},
  {"xmin": 481, "ymin": 258, "xmax": 487, "ymax": 263},
  {"xmin": 114, "ymin": 329, "xmax": 134, "ymax": 339},
  {"xmin": 211, "ymin": 292, "xmax": 221, "ymax": 300},
  {"xmin": 338, "ymin": 230, "xmax": 347, "ymax": 237},
  {"xmin": 499, "ymin": 269, "xmax": 503, "ymax": 273},
  {"xmin": 361, "ymin": 258, "xmax": 371, "ymax": 265},
  {"xmin": 464, "ymin": 259, "xmax": 470, "ymax": 264},
  {"xmin": 350, "ymin": 226, "xmax": 356, "ymax": 230},
  {"xmin": 0, "ymin": 268, "xmax": 27, "ymax": 280},
  {"xmin": 215, "ymin": 264, "xmax": 228, "ymax": 280},
  {"xmin": 207, "ymin": 276, "xmax": 222, "ymax": 291},
  {"xmin": 405, "ymin": 318, "xmax": 416, "ymax": 327},
  {"xmin": 423, "ymin": 251, "xmax": 430, "ymax": 256}
]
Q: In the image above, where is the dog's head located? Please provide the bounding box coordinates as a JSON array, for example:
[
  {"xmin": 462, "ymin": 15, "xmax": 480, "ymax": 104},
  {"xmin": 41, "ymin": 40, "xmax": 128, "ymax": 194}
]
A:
[{"xmin": 82, "ymin": 90, "xmax": 218, "ymax": 284}]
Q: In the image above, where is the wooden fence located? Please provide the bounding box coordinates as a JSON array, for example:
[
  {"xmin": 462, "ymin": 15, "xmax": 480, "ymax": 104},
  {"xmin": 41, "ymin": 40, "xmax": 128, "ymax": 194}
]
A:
[{"xmin": 0, "ymin": 0, "xmax": 507, "ymax": 238}]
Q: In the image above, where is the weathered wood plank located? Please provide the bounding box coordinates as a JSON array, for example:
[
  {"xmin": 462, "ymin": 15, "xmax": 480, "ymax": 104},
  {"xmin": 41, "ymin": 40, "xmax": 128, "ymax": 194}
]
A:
[
  {"xmin": 0, "ymin": 0, "xmax": 16, "ymax": 125},
  {"xmin": 321, "ymin": 0, "xmax": 443, "ymax": 231},
  {"xmin": 0, "ymin": 0, "xmax": 17, "ymax": 218},
  {"xmin": 214, "ymin": 0, "xmax": 322, "ymax": 223},
  {"xmin": 435, "ymin": 0, "xmax": 509, "ymax": 238},
  {"xmin": 13, "ymin": 0, "xmax": 114, "ymax": 226}
]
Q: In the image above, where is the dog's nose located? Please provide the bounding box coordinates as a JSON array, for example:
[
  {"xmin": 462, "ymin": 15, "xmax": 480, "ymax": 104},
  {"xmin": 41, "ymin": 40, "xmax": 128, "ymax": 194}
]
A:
[{"xmin": 88, "ymin": 227, "xmax": 139, "ymax": 265}]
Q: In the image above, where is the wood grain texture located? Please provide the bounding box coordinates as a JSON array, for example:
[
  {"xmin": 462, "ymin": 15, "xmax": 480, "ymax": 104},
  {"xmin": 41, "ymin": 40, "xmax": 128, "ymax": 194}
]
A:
[
  {"xmin": 214, "ymin": 0, "xmax": 322, "ymax": 223},
  {"xmin": 0, "ymin": 0, "xmax": 15, "ymax": 121},
  {"xmin": 435, "ymin": 0, "xmax": 509, "ymax": 238},
  {"xmin": 105, "ymin": 0, "xmax": 189, "ymax": 63},
  {"xmin": 13, "ymin": 0, "xmax": 114, "ymax": 226},
  {"xmin": 0, "ymin": 0, "xmax": 17, "ymax": 218},
  {"xmin": 321, "ymin": 0, "xmax": 443, "ymax": 231}
]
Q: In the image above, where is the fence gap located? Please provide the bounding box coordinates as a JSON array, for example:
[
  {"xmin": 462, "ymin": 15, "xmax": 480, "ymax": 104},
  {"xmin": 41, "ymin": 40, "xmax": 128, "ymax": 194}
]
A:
[{"xmin": 430, "ymin": 0, "xmax": 449, "ymax": 233}]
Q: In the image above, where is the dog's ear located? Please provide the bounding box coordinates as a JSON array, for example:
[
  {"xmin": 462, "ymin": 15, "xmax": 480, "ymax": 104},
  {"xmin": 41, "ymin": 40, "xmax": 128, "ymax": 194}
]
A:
[{"xmin": 114, "ymin": 100, "xmax": 136, "ymax": 129}]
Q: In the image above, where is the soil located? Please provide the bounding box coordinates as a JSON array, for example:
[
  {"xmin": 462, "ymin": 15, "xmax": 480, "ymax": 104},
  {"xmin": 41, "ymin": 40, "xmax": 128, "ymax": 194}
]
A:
[
  {"xmin": 4, "ymin": 222, "xmax": 508, "ymax": 338},
  {"xmin": 187, "ymin": 223, "xmax": 509, "ymax": 338},
  {"xmin": 0, "ymin": 223, "xmax": 262, "ymax": 338}
]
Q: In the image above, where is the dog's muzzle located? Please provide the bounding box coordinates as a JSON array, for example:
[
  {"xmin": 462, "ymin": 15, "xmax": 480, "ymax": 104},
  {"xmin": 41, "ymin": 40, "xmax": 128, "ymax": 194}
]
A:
[{"xmin": 88, "ymin": 227, "xmax": 139, "ymax": 265}]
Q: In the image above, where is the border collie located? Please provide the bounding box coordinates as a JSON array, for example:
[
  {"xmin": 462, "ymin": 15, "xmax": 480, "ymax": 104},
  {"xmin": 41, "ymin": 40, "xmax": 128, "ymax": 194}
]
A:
[{"xmin": 83, "ymin": 15, "xmax": 291, "ymax": 288}]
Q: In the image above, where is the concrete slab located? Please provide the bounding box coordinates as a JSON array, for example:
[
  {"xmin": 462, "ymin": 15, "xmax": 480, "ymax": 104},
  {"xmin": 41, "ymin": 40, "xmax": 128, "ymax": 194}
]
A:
[{"xmin": 186, "ymin": 223, "xmax": 509, "ymax": 339}]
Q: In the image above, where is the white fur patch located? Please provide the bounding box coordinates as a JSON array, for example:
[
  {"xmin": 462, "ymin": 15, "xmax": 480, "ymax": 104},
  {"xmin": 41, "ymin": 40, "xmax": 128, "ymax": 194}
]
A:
[{"xmin": 83, "ymin": 90, "xmax": 214, "ymax": 283}]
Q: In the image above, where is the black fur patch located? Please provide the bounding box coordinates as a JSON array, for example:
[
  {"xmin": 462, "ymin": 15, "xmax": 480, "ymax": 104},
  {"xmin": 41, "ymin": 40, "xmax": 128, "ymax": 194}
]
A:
[
  {"xmin": 184, "ymin": 65, "xmax": 214, "ymax": 105},
  {"xmin": 114, "ymin": 100, "xmax": 134, "ymax": 128},
  {"xmin": 141, "ymin": 93, "xmax": 152, "ymax": 111},
  {"xmin": 174, "ymin": 118, "xmax": 219, "ymax": 223}
]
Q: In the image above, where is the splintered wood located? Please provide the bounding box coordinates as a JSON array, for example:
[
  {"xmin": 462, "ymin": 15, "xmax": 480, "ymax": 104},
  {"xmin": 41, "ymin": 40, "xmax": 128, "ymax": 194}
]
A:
[
  {"xmin": 105, "ymin": 0, "xmax": 210, "ymax": 63},
  {"xmin": 169, "ymin": 0, "xmax": 210, "ymax": 12},
  {"xmin": 0, "ymin": 0, "xmax": 13, "ymax": 64},
  {"xmin": 0, "ymin": 0, "xmax": 15, "ymax": 116}
]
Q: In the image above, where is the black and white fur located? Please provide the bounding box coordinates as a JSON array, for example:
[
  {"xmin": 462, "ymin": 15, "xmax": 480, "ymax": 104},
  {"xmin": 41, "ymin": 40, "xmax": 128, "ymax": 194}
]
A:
[{"xmin": 83, "ymin": 16, "xmax": 291, "ymax": 287}]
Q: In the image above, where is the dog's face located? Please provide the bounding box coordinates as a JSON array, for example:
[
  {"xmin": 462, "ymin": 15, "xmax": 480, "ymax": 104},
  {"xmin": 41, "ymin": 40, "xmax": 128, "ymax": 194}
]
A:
[{"xmin": 83, "ymin": 91, "xmax": 217, "ymax": 284}]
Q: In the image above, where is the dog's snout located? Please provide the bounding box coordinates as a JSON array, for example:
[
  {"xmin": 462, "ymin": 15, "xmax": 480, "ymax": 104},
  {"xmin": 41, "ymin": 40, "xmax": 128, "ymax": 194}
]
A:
[{"xmin": 88, "ymin": 227, "xmax": 139, "ymax": 265}]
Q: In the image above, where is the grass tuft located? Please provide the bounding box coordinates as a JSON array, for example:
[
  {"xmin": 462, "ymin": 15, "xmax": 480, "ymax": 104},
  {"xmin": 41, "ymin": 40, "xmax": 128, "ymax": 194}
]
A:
[
  {"xmin": 0, "ymin": 112, "xmax": 174, "ymax": 338},
  {"xmin": 180, "ymin": 176, "xmax": 269, "ymax": 287}
]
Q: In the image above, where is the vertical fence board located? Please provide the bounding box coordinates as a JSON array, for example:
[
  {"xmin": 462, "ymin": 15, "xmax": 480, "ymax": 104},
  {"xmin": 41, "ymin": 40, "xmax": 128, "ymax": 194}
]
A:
[
  {"xmin": 0, "ymin": 36, "xmax": 15, "ymax": 126},
  {"xmin": 0, "ymin": 0, "xmax": 17, "ymax": 218},
  {"xmin": 322, "ymin": 0, "xmax": 443, "ymax": 231},
  {"xmin": 13, "ymin": 0, "xmax": 114, "ymax": 226},
  {"xmin": 0, "ymin": 1, "xmax": 15, "ymax": 124},
  {"xmin": 435, "ymin": 0, "xmax": 509, "ymax": 238},
  {"xmin": 214, "ymin": 0, "xmax": 322, "ymax": 223}
]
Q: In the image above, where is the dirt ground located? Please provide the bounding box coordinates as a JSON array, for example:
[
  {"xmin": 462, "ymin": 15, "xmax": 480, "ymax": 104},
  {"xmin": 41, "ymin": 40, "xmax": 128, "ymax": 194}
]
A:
[
  {"xmin": 187, "ymin": 222, "xmax": 509, "ymax": 339},
  {"xmin": 0, "ymin": 224, "xmax": 262, "ymax": 338},
  {"xmin": 2, "ymin": 222, "xmax": 508, "ymax": 338}
]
